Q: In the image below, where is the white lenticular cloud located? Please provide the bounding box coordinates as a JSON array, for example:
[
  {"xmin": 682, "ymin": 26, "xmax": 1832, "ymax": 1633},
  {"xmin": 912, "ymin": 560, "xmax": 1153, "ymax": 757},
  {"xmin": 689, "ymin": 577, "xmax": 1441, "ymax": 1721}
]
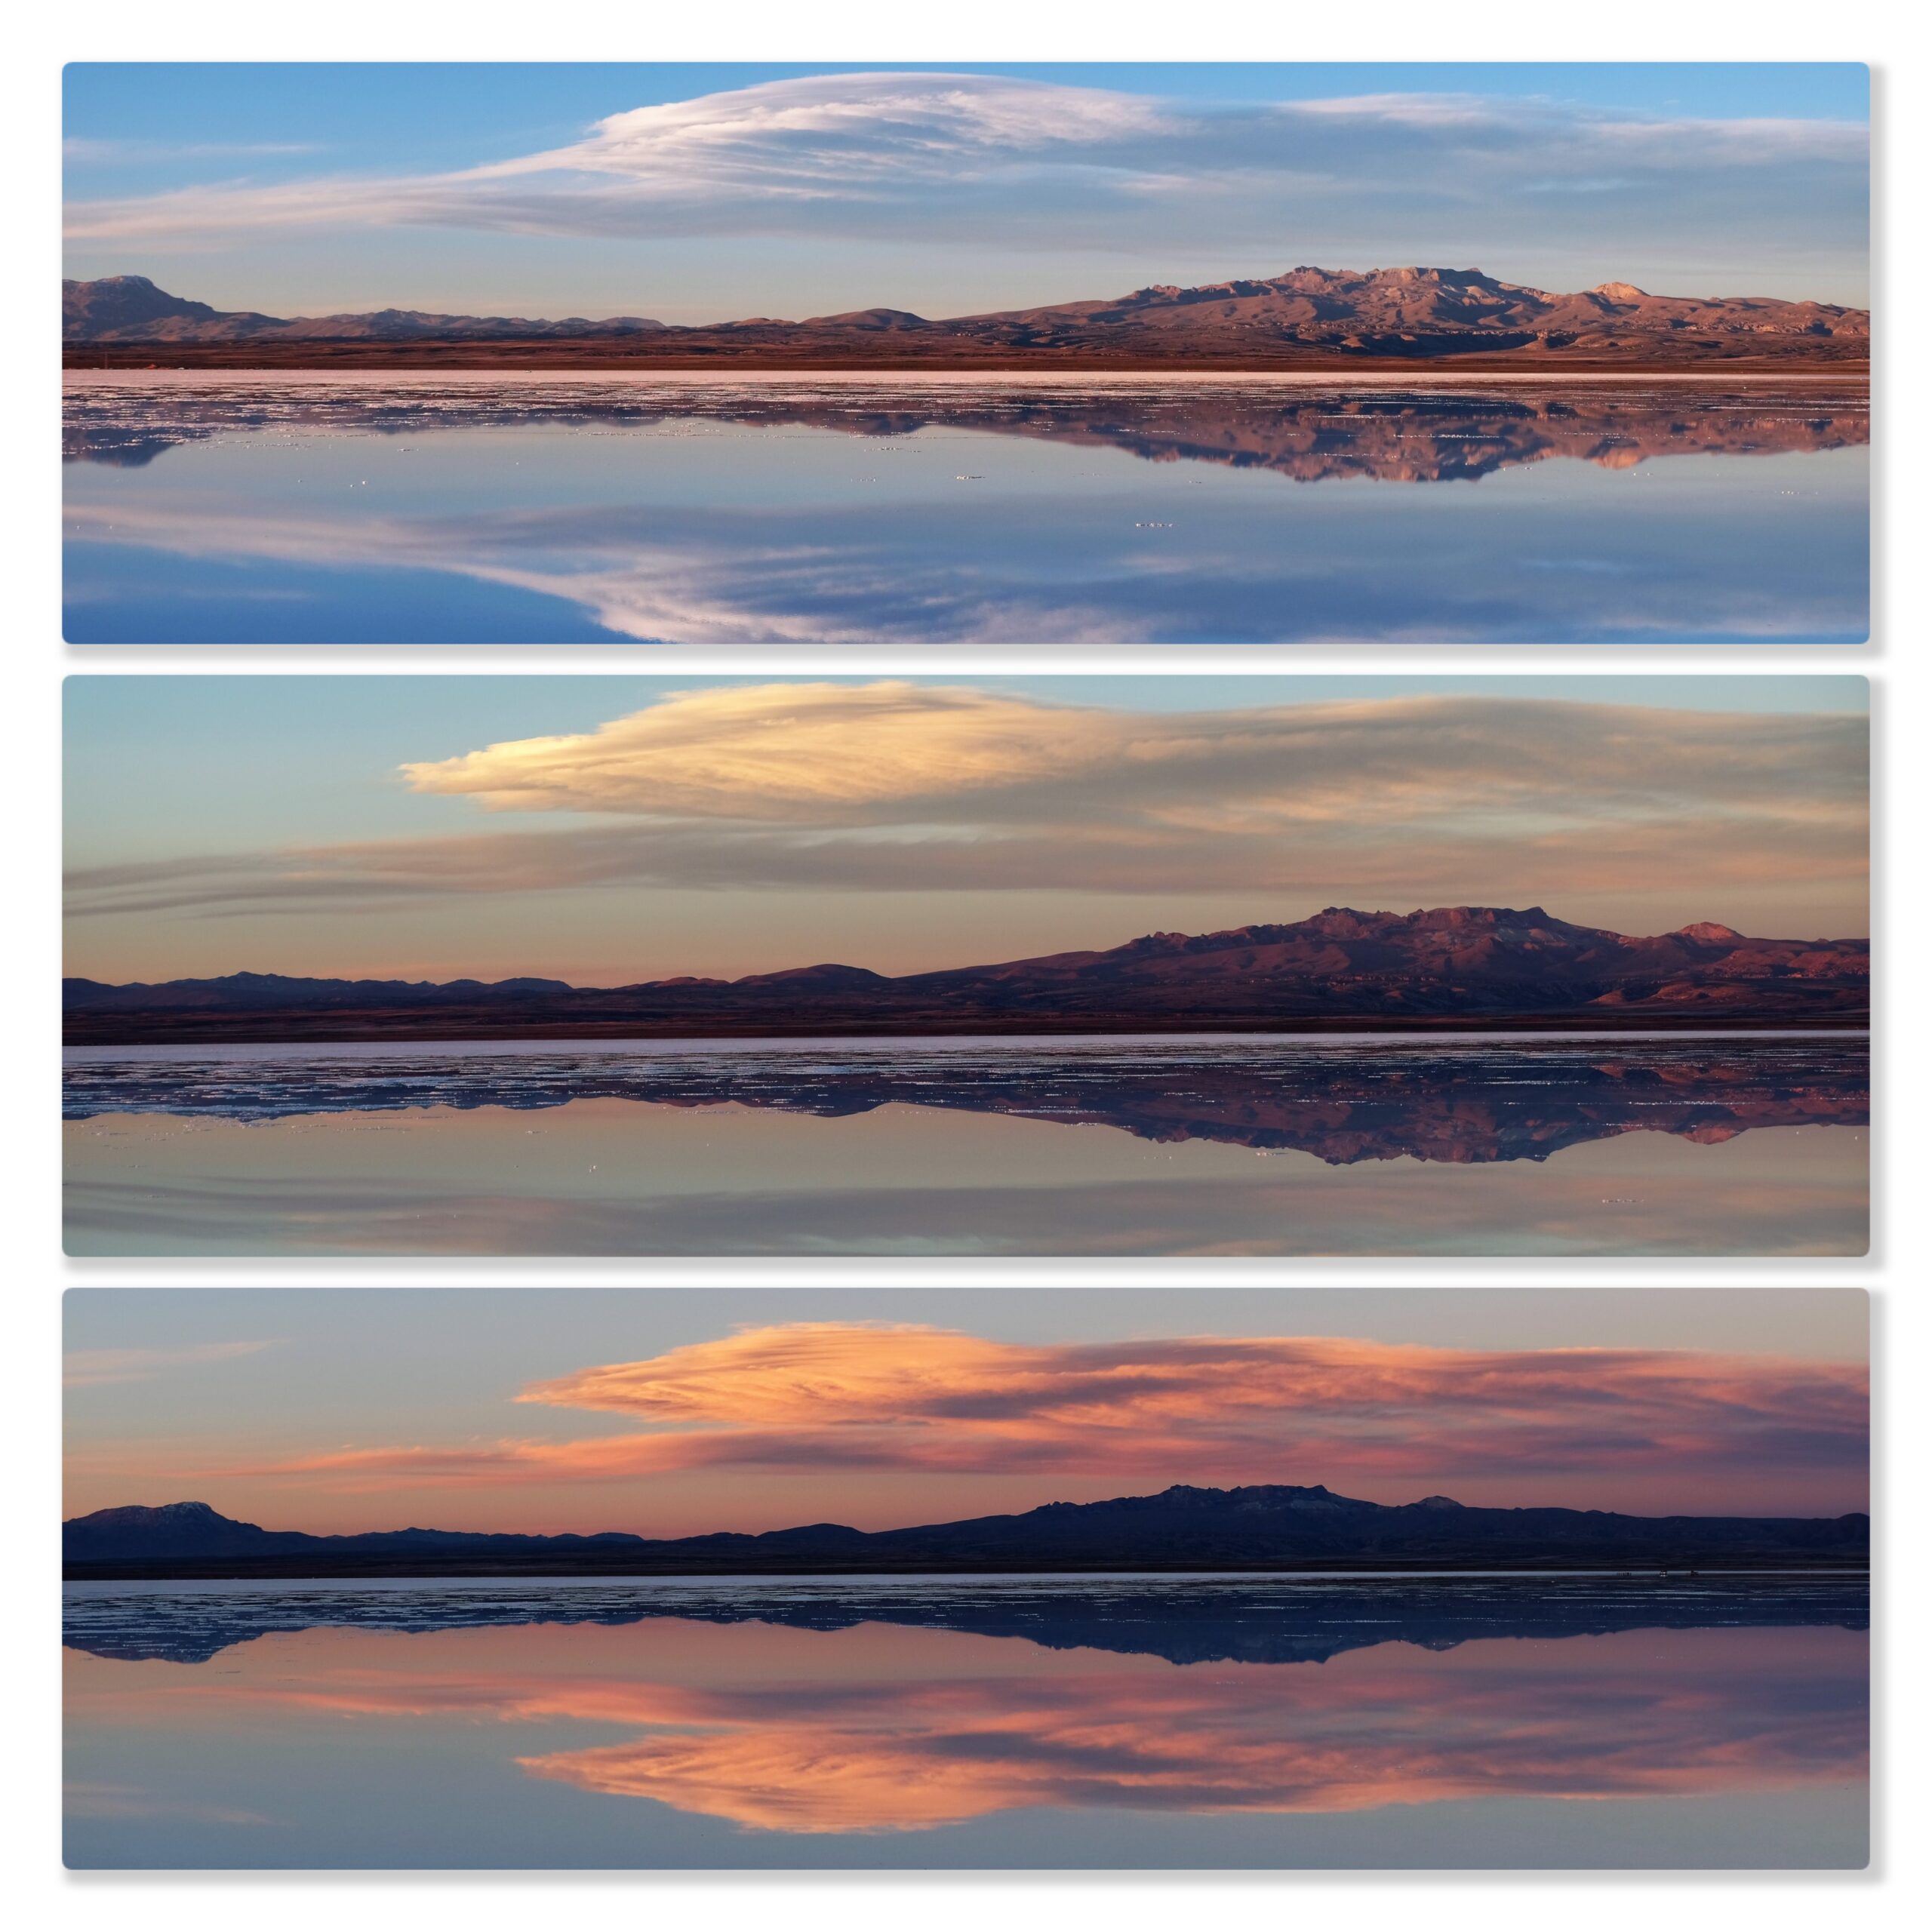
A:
[
  {"xmin": 487, "ymin": 73, "xmax": 1177, "ymax": 187},
  {"xmin": 62, "ymin": 70, "xmax": 1866, "ymax": 285}
]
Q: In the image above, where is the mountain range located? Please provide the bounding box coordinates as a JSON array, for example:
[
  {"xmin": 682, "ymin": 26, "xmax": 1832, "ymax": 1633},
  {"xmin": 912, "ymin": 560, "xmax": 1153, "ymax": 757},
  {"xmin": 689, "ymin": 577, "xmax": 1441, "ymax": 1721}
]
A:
[
  {"xmin": 63, "ymin": 266, "xmax": 1870, "ymax": 368},
  {"xmin": 63, "ymin": 906, "xmax": 1873, "ymax": 1044},
  {"xmin": 62, "ymin": 1484, "xmax": 1871, "ymax": 1581}
]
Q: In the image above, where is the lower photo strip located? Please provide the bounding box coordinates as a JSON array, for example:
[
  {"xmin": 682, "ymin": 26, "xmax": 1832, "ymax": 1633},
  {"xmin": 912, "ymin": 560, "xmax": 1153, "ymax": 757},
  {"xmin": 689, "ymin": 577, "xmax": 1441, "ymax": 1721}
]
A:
[{"xmin": 62, "ymin": 1284, "xmax": 1872, "ymax": 1872}]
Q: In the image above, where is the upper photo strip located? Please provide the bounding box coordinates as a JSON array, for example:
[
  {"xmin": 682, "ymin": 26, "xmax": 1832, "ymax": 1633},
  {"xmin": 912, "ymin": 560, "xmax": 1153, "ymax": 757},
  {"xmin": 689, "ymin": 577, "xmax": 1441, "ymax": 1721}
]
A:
[{"xmin": 63, "ymin": 63, "xmax": 1870, "ymax": 647}]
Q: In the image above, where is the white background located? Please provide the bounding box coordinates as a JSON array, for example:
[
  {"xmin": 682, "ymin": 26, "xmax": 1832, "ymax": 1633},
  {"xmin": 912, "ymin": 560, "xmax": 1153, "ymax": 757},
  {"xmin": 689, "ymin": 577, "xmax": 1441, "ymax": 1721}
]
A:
[{"xmin": 5, "ymin": 5, "xmax": 1924, "ymax": 1927}]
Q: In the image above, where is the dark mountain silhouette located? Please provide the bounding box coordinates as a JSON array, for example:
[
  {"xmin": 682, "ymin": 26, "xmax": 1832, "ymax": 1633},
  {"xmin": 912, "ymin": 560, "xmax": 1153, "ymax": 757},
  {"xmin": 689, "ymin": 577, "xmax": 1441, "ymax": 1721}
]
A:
[
  {"xmin": 60, "ymin": 378, "xmax": 1871, "ymax": 478},
  {"xmin": 60, "ymin": 1035, "xmax": 1867, "ymax": 1171},
  {"xmin": 62, "ymin": 266, "xmax": 1868, "ymax": 368},
  {"xmin": 63, "ymin": 907, "xmax": 1872, "ymax": 1045},
  {"xmin": 61, "ymin": 1573, "xmax": 1869, "ymax": 1669},
  {"xmin": 64, "ymin": 1484, "xmax": 1871, "ymax": 1582}
]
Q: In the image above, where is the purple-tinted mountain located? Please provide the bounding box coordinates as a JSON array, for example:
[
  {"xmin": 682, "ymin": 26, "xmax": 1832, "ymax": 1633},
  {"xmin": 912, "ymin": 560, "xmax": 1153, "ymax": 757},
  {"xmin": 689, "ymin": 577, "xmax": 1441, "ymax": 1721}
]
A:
[
  {"xmin": 63, "ymin": 266, "xmax": 1869, "ymax": 368},
  {"xmin": 63, "ymin": 907, "xmax": 1872, "ymax": 1044},
  {"xmin": 64, "ymin": 275, "xmax": 666, "ymax": 344},
  {"xmin": 63, "ymin": 1485, "xmax": 1869, "ymax": 1582}
]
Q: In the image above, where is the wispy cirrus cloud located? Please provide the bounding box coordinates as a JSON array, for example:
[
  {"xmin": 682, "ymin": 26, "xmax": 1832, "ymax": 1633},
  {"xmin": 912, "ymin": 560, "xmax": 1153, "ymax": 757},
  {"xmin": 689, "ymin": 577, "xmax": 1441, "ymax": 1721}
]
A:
[
  {"xmin": 64, "ymin": 74, "xmax": 1174, "ymax": 249},
  {"xmin": 63, "ymin": 1340, "xmax": 272, "ymax": 1388},
  {"xmin": 62, "ymin": 72, "xmax": 1867, "ymax": 300},
  {"xmin": 63, "ymin": 685, "xmax": 1869, "ymax": 930},
  {"xmin": 64, "ymin": 139, "xmax": 321, "ymax": 165},
  {"xmin": 186, "ymin": 1324, "xmax": 1866, "ymax": 1504}
]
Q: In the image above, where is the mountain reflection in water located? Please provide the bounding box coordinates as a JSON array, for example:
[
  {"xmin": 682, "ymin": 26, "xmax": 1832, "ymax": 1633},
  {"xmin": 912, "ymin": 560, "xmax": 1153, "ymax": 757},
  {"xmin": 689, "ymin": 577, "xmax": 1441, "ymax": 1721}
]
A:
[
  {"xmin": 61, "ymin": 376, "xmax": 1870, "ymax": 644},
  {"xmin": 63, "ymin": 1577, "xmax": 1867, "ymax": 1863},
  {"xmin": 60, "ymin": 1036, "xmax": 1870, "ymax": 1256},
  {"xmin": 64, "ymin": 1043, "xmax": 1870, "ymax": 1159},
  {"xmin": 63, "ymin": 1034, "xmax": 1868, "ymax": 1168},
  {"xmin": 63, "ymin": 377, "xmax": 1869, "ymax": 481}
]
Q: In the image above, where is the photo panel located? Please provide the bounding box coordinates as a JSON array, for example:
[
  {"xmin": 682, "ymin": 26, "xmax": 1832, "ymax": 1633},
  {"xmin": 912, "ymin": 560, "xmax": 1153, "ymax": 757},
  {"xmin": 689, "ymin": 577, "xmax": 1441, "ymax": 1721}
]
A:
[
  {"xmin": 63, "ymin": 674, "xmax": 1870, "ymax": 1257},
  {"xmin": 63, "ymin": 62, "xmax": 1869, "ymax": 645},
  {"xmin": 63, "ymin": 1285, "xmax": 1870, "ymax": 1871}
]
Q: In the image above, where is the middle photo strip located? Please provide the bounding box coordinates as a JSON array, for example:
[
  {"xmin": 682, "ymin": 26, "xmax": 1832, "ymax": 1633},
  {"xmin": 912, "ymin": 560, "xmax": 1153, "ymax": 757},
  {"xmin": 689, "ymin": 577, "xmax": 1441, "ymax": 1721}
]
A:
[{"xmin": 62, "ymin": 673, "xmax": 1870, "ymax": 1259}]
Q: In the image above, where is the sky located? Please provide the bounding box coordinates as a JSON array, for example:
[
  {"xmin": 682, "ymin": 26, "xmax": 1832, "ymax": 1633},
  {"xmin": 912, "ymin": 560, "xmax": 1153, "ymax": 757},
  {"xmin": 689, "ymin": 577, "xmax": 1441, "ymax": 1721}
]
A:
[
  {"xmin": 63, "ymin": 675, "xmax": 1871, "ymax": 986},
  {"xmin": 61, "ymin": 63, "xmax": 1871, "ymax": 318},
  {"xmin": 63, "ymin": 1288, "xmax": 1869, "ymax": 1535}
]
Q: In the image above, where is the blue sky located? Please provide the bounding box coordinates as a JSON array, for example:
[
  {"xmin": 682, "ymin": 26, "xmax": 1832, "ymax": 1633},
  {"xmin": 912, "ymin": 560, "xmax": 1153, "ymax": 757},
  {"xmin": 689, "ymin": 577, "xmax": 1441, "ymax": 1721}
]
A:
[{"xmin": 63, "ymin": 63, "xmax": 1870, "ymax": 319}]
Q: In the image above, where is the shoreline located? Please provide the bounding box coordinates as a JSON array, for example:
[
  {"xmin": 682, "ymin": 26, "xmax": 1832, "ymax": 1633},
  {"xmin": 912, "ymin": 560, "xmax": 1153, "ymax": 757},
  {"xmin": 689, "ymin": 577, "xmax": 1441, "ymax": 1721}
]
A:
[
  {"xmin": 60, "ymin": 1025, "xmax": 1871, "ymax": 1060},
  {"xmin": 63, "ymin": 360, "xmax": 1870, "ymax": 387},
  {"xmin": 60, "ymin": 1017, "xmax": 1873, "ymax": 1050},
  {"xmin": 63, "ymin": 1557, "xmax": 1872, "ymax": 1585}
]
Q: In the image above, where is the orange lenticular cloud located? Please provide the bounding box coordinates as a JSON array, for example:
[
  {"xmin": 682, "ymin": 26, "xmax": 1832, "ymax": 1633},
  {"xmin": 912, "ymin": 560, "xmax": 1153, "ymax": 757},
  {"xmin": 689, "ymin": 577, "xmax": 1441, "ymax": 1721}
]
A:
[
  {"xmin": 518, "ymin": 1322, "xmax": 1866, "ymax": 1435},
  {"xmin": 211, "ymin": 1324, "xmax": 1866, "ymax": 1508}
]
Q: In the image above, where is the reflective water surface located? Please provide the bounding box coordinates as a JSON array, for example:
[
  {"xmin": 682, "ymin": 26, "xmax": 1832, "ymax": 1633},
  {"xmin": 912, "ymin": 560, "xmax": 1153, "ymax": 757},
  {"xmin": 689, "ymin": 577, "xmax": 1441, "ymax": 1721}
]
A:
[
  {"xmin": 62, "ymin": 1032, "xmax": 1869, "ymax": 1256},
  {"xmin": 63, "ymin": 374, "xmax": 1870, "ymax": 644},
  {"xmin": 63, "ymin": 1574, "xmax": 1869, "ymax": 1868}
]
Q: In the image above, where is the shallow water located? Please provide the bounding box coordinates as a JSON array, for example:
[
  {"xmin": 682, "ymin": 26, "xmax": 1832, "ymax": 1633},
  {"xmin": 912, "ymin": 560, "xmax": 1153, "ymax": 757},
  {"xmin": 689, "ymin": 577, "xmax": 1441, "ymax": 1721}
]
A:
[
  {"xmin": 61, "ymin": 1033, "xmax": 1869, "ymax": 1256},
  {"xmin": 62, "ymin": 374, "xmax": 1870, "ymax": 644},
  {"xmin": 63, "ymin": 1574, "xmax": 1869, "ymax": 1868}
]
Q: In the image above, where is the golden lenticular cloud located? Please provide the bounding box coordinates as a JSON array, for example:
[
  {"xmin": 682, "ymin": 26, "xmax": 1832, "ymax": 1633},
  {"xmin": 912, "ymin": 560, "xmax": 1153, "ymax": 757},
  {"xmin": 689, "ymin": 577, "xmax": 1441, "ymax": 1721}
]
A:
[
  {"xmin": 399, "ymin": 682, "xmax": 1112, "ymax": 817},
  {"xmin": 398, "ymin": 681, "xmax": 1868, "ymax": 827},
  {"xmin": 67, "ymin": 685, "xmax": 1867, "ymax": 933}
]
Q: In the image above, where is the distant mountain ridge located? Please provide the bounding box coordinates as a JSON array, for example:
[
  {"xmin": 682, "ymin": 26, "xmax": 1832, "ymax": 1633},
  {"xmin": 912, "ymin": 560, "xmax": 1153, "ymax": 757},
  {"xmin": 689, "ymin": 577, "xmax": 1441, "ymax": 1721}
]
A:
[
  {"xmin": 63, "ymin": 275, "xmax": 668, "ymax": 343},
  {"xmin": 63, "ymin": 906, "xmax": 1872, "ymax": 1044},
  {"xmin": 63, "ymin": 265, "xmax": 1869, "ymax": 367},
  {"xmin": 63, "ymin": 1484, "xmax": 1871, "ymax": 1580}
]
